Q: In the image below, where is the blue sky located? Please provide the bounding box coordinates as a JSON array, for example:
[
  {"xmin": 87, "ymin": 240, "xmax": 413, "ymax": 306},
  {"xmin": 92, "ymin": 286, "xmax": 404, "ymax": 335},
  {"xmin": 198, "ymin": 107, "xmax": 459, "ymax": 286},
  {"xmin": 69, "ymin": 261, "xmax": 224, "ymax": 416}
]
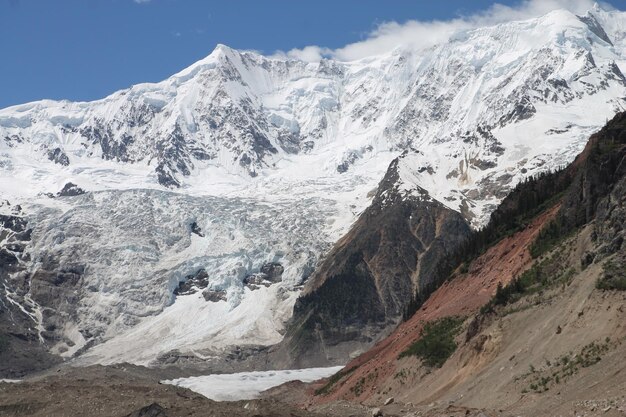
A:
[{"xmin": 0, "ymin": 0, "xmax": 615, "ymax": 108}]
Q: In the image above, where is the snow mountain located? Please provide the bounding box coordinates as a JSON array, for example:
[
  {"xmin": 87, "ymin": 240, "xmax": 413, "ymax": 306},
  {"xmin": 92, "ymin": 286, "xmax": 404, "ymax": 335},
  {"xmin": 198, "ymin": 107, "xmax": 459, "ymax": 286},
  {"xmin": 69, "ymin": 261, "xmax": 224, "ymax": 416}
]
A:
[{"xmin": 1, "ymin": 6, "xmax": 626, "ymax": 368}]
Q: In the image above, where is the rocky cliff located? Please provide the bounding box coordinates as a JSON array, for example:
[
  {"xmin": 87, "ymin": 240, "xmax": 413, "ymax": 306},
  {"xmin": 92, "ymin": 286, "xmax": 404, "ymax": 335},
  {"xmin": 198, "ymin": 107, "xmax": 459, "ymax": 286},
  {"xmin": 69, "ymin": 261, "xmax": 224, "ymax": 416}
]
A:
[
  {"xmin": 0, "ymin": 208, "xmax": 61, "ymax": 377},
  {"xmin": 278, "ymin": 157, "xmax": 472, "ymax": 366}
]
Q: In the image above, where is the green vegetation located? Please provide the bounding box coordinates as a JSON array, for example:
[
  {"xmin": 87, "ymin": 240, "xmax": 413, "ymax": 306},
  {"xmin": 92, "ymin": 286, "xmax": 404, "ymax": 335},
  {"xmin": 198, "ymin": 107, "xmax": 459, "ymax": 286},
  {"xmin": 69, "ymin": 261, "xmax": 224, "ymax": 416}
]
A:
[
  {"xmin": 405, "ymin": 114, "xmax": 626, "ymax": 328},
  {"xmin": 351, "ymin": 376, "xmax": 366, "ymax": 396},
  {"xmin": 522, "ymin": 339, "xmax": 617, "ymax": 393},
  {"xmin": 596, "ymin": 257, "xmax": 626, "ymax": 291},
  {"xmin": 393, "ymin": 367, "xmax": 408, "ymax": 384},
  {"xmin": 314, "ymin": 366, "xmax": 357, "ymax": 396},
  {"xmin": 403, "ymin": 170, "xmax": 572, "ymax": 323},
  {"xmin": 349, "ymin": 369, "xmax": 378, "ymax": 396},
  {"xmin": 529, "ymin": 218, "xmax": 575, "ymax": 258},
  {"xmin": 459, "ymin": 168, "xmax": 572, "ymax": 263},
  {"xmin": 399, "ymin": 316, "xmax": 464, "ymax": 367},
  {"xmin": 481, "ymin": 249, "xmax": 575, "ymax": 314}
]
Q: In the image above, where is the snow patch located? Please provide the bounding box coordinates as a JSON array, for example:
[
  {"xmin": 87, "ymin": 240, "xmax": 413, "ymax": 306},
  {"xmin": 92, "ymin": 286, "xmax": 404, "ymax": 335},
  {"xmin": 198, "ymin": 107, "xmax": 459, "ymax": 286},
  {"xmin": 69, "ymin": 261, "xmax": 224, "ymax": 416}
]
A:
[{"xmin": 163, "ymin": 366, "xmax": 344, "ymax": 401}]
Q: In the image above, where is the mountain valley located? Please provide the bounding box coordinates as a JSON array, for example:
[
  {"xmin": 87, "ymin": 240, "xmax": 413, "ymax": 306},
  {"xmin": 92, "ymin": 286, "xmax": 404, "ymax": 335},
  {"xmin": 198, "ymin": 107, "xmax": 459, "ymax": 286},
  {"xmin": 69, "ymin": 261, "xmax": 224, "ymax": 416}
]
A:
[{"xmin": 1, "ymin": 3, "xmax": 626, "ymax": 417}]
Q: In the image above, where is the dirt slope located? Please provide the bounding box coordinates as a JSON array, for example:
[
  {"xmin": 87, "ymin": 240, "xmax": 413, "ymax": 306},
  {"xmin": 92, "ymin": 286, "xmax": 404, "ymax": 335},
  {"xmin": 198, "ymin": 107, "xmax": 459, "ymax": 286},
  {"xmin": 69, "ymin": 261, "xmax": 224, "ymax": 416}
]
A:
[
  {"xmin": 383, "ymin": 227, "xmax": 626, "ymax": 417},
  {"xmin": 303, "ymin": 225, "xmax": 626, "ymax": 417}
]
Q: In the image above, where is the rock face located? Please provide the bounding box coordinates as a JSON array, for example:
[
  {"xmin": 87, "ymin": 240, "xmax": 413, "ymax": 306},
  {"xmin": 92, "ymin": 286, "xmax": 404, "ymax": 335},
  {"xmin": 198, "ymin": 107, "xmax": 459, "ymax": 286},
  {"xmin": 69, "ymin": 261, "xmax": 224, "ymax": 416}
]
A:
[
  {"xmin": 279, "ymin": 158, "xmax": 472, "ymax": 366},
  {"xmin": 561, "ymin": 112, "xmax": 626, "ymax": 282},
  {"xmin": 0, "ymin": 210, "xmax": 61, "ymax": 377},
  {"xmin": 560, "ymin": 113, "xmax": 626, "ymax": 235}
]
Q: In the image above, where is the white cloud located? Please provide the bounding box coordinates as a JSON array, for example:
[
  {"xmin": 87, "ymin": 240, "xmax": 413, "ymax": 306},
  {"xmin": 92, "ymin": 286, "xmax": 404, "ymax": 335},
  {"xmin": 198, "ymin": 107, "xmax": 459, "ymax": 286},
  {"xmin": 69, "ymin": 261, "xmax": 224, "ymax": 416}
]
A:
[
  {"xmin": 276, "ymin": 46, "xmax": 333, "ymax": 63},
  {"xmin": 277, "ymin": 0, "xmax": 617, "ymax": 62},
  {"xmin": 134, "ymin": 0, "xmax": 152, "ymax": 4}
]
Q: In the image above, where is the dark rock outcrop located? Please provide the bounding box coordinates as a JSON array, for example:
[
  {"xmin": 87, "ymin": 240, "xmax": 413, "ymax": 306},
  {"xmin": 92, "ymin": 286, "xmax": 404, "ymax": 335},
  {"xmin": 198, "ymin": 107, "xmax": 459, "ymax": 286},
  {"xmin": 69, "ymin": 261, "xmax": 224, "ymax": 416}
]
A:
[
  {"xmin": 174, "ymin": 269, "xmax": 209, "ymax": 296},
  {"xmin": 202, "ymin": 289, "xmax": 227, "ymax": 303},
  {"xmin": 571, "ymin": 113, "xmax": 626, "ymax": 266},
  {"xmin": 244, "ymin": 262, "xmax": 285, "ymax": 290},
  {"xmin": 189, "ymin": 221, "xmax": 204, "ymax": 237},
  {"xmin": 277, "ymin": 157, "xmax": 472, "ymax": 367},
  {"xmin": 578, "ymin": 13, "xmax": 613, "ymax": 46},
  {"xmin": 57, "ymin": 182, "xmax": 86, "ymax": 197},
  {"xmin": 47, "ymin": 147, "xmax": 69, "ymax": 166},
  {"xmin": 560, "ymin": 112, "xmax": 626, "ymax": 234},
  {"xmin": 174, "ymin": 269, "xmax": 229, "ymax": 302},
  {"xmin": 0, "ymin": 214, "xmax": 61, "ymax": 378},
  {"xmin": 260, "ymin": 262, "xmax": 284, "ymax": 282},
  {"xmin": 125, "ymin": 402, "xmax": 168, "ymax": 417}
]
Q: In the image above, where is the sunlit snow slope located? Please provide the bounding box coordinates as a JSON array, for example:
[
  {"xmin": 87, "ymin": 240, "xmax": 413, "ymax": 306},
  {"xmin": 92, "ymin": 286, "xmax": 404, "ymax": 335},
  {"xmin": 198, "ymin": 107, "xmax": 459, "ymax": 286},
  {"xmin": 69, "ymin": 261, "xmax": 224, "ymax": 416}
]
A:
[{"xmin": 1, "ymin": 6, "xmax": 626, "ymax": 366}]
